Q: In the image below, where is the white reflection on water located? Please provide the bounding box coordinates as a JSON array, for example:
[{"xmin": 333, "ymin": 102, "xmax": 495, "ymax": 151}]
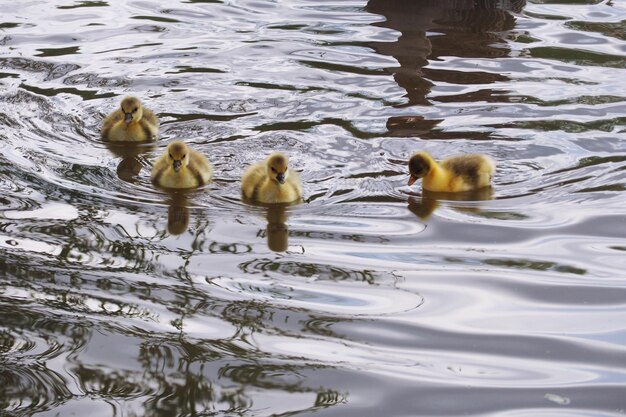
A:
[
  {"xmin": 4, "ymin": 201, "xmax": 79, "ymax": 220},
  {"xmin": 208, "ymin": 275, "xmax": 423, "ymax": 316}
]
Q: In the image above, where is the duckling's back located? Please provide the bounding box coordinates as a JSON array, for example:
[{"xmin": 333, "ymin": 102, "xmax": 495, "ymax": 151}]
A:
[
  {"xmin": 441, "ymin": 154, "xmax": 495, "ymax": 191},
  {"xmin": 189, "ymin": 151, "xmax": 212, "ymax": 185},
  {"xmin": 241, "ymin": 162, "xmax": 267, "ymax": 200},
  {"xmin": 101, "ymin": 110, "xmax": 123, "ymax": 139}
]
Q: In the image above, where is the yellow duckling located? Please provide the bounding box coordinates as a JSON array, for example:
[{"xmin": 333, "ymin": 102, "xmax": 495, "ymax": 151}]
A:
[
  {"xmin": 101, "ymin": 96, "xmax": 159, "ymax": 142},
  {"xmin": 242, "ymin": 153, "xmax": 302, "ymax": 204},
  {"xmin": 151, "ymin": 140, "xmax": 212, "ymax": 189},
  {"xmin": 408, "ymin": 151, "xmax": 495, "ymax": 192}
]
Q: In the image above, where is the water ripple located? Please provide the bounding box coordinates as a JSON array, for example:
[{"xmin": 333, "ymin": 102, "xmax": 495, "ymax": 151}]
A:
[{"xmin": 1, "ymin": 0, "xmax": 626, "ymax": 415}]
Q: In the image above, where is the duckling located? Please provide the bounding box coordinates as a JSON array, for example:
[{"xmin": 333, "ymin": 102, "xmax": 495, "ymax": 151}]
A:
[
  {"xmin": 151, "ymin": 140, "xmax": 212, "ymax": 189},
  {"xmin": 242, "ymin": 153, "xmax": 302, "ymax": 204},
  {"xmin": 101, "ymin": 96, "xmax": 159, "ymax": 142},
  {"xmin": 408, "ymin": 151, "xmax": 495, "ymax": 192}
]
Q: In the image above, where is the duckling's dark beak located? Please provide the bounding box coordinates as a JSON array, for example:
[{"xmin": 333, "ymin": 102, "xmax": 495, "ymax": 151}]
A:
[
  {"xmin": 408, "ymin": 175, "xmax": 417, "ymax": 186},
  {"xmin": 276, "ymin": 173, "xmax": 285, "ymax": 184},
  {"xmin": 173, "ymin": 160, "xmax": 182, "ymax": 172},
  {"xmin": 124, "ymin": 113, "xmax": 133, "ymax": 124}
]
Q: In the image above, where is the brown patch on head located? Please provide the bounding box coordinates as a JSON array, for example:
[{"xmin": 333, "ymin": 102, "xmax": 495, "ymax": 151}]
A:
[
  {"xmin": 408, "ymin": 152, "xmax": 432, "ymax": 179},
  {"xmin": 267, "ymin": 153, "xmax": 288, "ymax": 174},
  {"xmin": 167, "ymin": 140, "xmax": 189, "ymax": 160},
  {"xmin": 121, "ymin": 96, "xmax": 141, "ymax": 113}
]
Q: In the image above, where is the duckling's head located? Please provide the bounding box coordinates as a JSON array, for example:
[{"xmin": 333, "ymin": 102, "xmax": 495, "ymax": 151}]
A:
[
  {"xmin": 266, "ymin": 153, "xmax": 289, "ymax": 184},
  {"xmin": 167, "ymin": 140, "xmax": 190, "ymax": 172},
  {"xmin": 120, "ymin": 96, "xmax": 143, "ymax": 125},
  {"xmin": 408, "ymin": 151, "xmax": 433, "ymax": 186}
]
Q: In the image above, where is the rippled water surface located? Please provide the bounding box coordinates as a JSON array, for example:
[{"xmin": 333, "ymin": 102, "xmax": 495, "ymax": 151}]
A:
[{"xmin": 1, "ymin": 0, "xmax": 626, "ymax": 416}]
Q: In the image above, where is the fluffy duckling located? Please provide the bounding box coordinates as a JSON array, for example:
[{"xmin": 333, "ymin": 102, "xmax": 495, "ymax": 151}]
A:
[
  {"xmin": 408, "ymin": 151, "xmax": 495, "ymax": 192},
  {"xmin": 102, "ymin": 96, "xmax": 159, "ymax": 142},
  {"xmin": 151, "ymin": 140, "xmax": 212, "ymax": 189},
  {"xmin": 242, "ymin": 153, "xmax": 302, "ymax": 204}
]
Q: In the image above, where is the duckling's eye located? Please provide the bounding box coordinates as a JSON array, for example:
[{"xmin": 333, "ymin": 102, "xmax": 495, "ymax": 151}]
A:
[
  {"xmin": 169, "ymin": 153, "xmax": 173, "ymax": 159},
  {"xmin": 271, "ymin": 167, "xmax": 276, "ymax": 172},
  {"xmin": 182, "ymin": 154, "xmax": 186, "ymax": 159},
  {"xmin": 133, "ymin": 107, "xmax": 138, "ymax": 112}
]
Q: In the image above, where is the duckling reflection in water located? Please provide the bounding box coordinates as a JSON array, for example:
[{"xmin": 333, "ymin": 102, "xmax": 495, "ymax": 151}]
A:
[
  {"xmin": 241, "ymin": 153, "xmax": 302, "ymax": 204},
  {"xmin": 166, "ymin": 192, "xmax": 190, "ymax": 235},
  {"xmin": 151, "ymin": 140, "xmax": 212, "ymax": 189},
  {"xmin": 408, "ymin": 151, "xmax": 495, "ymax": 192},
  {"xmin": 408, "ymin": 188, "xmax": 494, "ymax": 220},
  {"xmin": 116, "ymin": 156, "xmax": 143, "ymax": 182},
  {"xmin": 105, "ymin": 141, "xmax": 156, "ymax": 183},
  {"xmin": 240, "ymin": 196, "xmax": 293, "ymax": 252},
  {"xmin": 102, "ymin": 96, "xmax": 159, "ymax": 142},
  {"xmin": 265, "ymin": 204, "xmax": 289, "ymax": 252}
]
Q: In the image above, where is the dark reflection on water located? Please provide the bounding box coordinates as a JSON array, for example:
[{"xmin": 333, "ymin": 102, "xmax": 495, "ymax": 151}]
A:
[
  {"xmin": 407, "ymin": 187, "xmax": 494, "ymax": 219},
  {"xmin": 105, "ymin": 141, "xmax": 155, "ymax": 183},
  {"xmin": 1, "ymin": 0, "xmax": 626, "ymax": 416},
  {"xmin": 262, "ymin": 204, "xmax": 291, "ymax": 252},
  {"xmin": 239, "ymin": 198, "xmax": 297, "ymax": 253},
  {"xmin": 166, "ymin": 192, "xmax": 191, "ymax": 235},
  {"xmin": 367, "ymin": 0, "xmax": 526, "ymax": 138},
  {"xmin": 367, "ymin": 0, "xmax": 525, "ymax": 98}
]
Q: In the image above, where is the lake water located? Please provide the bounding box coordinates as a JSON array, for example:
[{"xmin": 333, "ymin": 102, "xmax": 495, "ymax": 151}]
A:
[{"xmin": 1, "ymin": 0, "xmax": 626, "ymax": 416}]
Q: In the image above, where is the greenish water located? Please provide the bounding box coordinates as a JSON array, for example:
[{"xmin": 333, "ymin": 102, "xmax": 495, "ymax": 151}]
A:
[{"xmin": 1, "ymin": 0, "xmax": 626, "ymax": 416}]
